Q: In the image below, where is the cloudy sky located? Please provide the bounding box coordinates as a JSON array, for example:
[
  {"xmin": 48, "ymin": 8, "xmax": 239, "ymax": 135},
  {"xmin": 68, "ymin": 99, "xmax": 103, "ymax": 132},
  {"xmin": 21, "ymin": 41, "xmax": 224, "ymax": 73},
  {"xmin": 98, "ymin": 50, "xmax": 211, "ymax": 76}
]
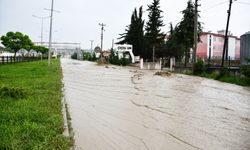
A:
[{"xmin": 0, "ymin": 0, "xmax": 250, "ymax": 49}]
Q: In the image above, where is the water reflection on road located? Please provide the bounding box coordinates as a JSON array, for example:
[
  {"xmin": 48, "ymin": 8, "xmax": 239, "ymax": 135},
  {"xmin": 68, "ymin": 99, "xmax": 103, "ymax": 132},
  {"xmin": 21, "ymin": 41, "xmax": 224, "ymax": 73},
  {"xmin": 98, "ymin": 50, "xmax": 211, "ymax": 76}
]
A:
[{"xmin": 61, "ymin": 58, "xmax": 250, "ymax": 150}]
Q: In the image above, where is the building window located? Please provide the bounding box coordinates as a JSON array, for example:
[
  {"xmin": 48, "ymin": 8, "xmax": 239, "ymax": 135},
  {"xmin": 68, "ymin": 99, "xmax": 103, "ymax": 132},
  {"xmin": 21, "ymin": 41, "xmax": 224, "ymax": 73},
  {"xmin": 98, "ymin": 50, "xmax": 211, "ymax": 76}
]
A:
[
  {"xmin": 213, "ymin": 46, "xmax": 216, "ymax": 50},
  {"xmin": 213, "ymin": 37, "xmax": 216, "ymax": 42}
]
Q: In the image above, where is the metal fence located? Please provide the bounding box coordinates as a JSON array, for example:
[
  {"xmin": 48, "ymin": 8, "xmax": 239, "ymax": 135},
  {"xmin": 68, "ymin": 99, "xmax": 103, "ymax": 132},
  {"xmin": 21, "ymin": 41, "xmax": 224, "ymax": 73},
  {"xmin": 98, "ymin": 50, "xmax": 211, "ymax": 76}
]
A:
[{"xmin": 174, "ymin": 58, "xmax": 241, "ymax": 75}]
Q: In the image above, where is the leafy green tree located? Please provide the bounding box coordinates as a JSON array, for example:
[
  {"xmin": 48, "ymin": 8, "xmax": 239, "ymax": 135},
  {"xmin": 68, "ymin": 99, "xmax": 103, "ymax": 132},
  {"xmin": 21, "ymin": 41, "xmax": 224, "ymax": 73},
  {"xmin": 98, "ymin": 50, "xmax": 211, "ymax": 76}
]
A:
[
  {"xmin": 0, "ymin": 31, "xmax": 33, "ymax": 58},
  {"xmin": 33, "ymin": 45, "xmax": 48, "ymax": 60},
  {"xmin": 33, "ymin": 45, "xmax": 48, "ymax": 54},
  {"xmin": 144, "ymin": 0, "xmax": 165, "ymax": 59},
  {"xmin": 178, "ymin": 1, "xmax": 202, "ymax": 66},
  {"xmin": 117, "ymin": 6, "xmax": 144, "ymax": 56}
]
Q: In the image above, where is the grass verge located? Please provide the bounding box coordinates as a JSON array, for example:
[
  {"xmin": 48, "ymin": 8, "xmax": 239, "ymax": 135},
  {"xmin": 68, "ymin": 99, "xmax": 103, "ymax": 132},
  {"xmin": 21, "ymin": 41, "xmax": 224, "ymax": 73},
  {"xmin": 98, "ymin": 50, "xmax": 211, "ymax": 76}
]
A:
[
  {"xmin": 199, "ymin": 72, "xmax": 250, "ymax": 86},
  {"xmin": 0, "ymin": 60, "xmax": 71, "ymax": 149}
]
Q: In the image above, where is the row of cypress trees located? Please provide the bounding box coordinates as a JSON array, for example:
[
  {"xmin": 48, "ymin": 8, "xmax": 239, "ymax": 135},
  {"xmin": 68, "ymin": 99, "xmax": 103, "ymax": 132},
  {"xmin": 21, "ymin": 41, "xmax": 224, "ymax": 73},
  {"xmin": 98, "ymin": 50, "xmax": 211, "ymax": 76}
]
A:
[{"xmin": 117, "ymin": 0, "xmax": 202, "ymax": 63}]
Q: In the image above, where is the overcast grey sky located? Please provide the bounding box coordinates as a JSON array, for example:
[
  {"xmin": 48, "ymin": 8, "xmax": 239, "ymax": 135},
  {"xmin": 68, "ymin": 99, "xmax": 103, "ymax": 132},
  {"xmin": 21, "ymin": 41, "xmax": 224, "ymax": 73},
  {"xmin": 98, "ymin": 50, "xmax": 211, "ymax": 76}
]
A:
[{"xmin": 0, "ymin": 0, "xmax": 250, "ymax": 49}]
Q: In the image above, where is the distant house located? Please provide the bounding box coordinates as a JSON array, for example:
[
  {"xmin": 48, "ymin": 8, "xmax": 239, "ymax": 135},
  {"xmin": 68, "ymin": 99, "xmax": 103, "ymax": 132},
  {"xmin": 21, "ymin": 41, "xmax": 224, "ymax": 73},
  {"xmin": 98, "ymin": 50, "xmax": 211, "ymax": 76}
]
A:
[{"xmin": 197, "ymin": 30, "xmax": 240, "ymax": 60}]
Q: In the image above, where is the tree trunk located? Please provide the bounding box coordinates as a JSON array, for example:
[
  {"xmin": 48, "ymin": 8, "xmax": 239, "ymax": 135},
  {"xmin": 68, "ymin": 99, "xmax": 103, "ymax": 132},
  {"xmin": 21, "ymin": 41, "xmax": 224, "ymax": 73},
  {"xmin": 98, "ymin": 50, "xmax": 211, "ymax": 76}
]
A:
[{"xmin": 184, "ymin": 48, "xmax": 187, "ymax": 67}]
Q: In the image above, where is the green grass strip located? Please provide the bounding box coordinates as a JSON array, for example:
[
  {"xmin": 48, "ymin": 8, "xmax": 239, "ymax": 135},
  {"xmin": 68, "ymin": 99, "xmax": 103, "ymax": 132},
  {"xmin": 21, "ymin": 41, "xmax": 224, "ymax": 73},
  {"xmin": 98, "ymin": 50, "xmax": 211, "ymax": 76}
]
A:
[{"xmin": 0, "ymin": 60, "xmax": 71, "ymax": 149}]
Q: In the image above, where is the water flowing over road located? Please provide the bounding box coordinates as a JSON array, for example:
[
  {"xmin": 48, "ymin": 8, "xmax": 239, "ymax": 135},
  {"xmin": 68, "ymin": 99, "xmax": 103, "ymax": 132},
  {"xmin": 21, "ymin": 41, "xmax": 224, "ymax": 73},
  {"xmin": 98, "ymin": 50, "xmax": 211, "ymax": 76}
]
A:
[{"xmin": 61, "ymin": 58, "xmax": 250, "ymax": 150}]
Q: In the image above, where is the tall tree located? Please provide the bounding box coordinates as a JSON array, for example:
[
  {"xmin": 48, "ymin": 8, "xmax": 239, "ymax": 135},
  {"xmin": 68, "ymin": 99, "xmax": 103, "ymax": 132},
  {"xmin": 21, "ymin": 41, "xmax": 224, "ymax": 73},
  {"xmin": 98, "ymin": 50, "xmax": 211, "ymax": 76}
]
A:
[
  {"xmin": 178, "ymin": 0, "xmax": 202, "ymax": 66},
  {"xmin": 144, "ymin": 0, "xmax": 165, "ymax": 59},
  {"xmin": 117, "ymin": 6, "xmax": 144, "ymax": 56},
  {"xmin": 159, "ymin": 23, "xmax": 184, "ymax": 60},
  {"xmin": 0, "ymin": 31, "xmax": 33, "ymax": 58}
]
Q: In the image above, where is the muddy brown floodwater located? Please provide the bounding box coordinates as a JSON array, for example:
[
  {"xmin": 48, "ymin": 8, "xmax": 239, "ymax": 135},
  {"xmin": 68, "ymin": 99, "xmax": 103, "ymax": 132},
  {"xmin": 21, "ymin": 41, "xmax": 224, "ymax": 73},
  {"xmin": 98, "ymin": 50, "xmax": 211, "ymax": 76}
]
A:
[{"xmin": 61, "ymin": 58, "xmax": 250, "ymax": 150}]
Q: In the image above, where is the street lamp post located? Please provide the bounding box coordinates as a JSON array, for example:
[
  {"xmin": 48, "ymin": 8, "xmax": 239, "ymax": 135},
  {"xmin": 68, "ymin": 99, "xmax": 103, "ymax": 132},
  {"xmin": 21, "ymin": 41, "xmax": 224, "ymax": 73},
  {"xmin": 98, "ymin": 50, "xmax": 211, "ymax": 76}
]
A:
[
  {"xmin": 44, "ymin": 0, "xmax": 60, "ymax": 66},
  {"xmin": 48, "ymin": 0, "xmax": 54, "ymax": 66},
  {"xmin": 32, "ymin": 15, "xmax": 50, "ymax": 46}
]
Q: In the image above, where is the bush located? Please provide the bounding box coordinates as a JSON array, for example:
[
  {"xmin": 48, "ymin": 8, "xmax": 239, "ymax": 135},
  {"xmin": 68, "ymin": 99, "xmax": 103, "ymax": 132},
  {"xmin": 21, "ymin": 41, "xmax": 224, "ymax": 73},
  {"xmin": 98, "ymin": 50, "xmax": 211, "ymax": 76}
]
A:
[
  {"xmin": 83, "ymin": 51, "xmax": 98, "ymax": 61},
  {"xmin": 120, "ymin": 57, "xmax": 129, "ymax": 66},
  {"xmin": 193, "ymin": 59, "xmax": 204, "ymax": 75},
  {"xmin": 109, "ymin": 49, "xmax": 118, "ymax": 64},
  {"xmin": 0, "ymin": 85, "xmax": 25, "ymax": 99},
  {"xmin": 71, "ymin": 52, "xmax": 77, "ymax": 59},
  {"xmin": 201, "ymin": 71, "xmax": 219, "ymax": 79},
  {"xmin": 82, "ymin": 51, "xmax": 91, "ymax": 60},
  {"xmin": 216, "ymin": 67, "xmax": 230, "ymax": 79},
  {"xmin": 109, "ymin": 50, "xmax": 128, "ymax": 66},
  {"xmin": 218, "ymin": 75, "xmax": 250, "ymax": 86},
  {"xmin": 240, "ymin": 58, "xmax": 250, "ymax": 78},
  {"xmin": 241, "ymin": 65, "xmax": 250, "ymax": 78},
  {"xmin": 92, "ymin": 53, "xmax": 97, "ymax": 61}
]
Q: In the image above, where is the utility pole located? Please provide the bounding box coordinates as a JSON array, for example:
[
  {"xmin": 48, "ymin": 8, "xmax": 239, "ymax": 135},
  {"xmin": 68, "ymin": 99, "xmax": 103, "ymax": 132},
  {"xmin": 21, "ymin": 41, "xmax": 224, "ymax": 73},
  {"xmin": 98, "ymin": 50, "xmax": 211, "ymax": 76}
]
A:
[
  {"xmin": 48, "ymin": 0, "xmax": 54, "ymax": 66},
  {"xmin": 112, "ymin": 39, "xmax": 114, "ymax": 50},
  {"xmin": 152, "ymin": 45, "xmax": 155, "ymax": 62},
  {"xmin": 32, "ymin": 15, "xmax": 50, "ymax": 46},
  {"xmin": 45, "ymin": 0, "xmax": 60, "ymax": 66},
  {"xmin": 99, "ymin": 23, "xmax": 106, "ymax": 52},
  {"xmin": 221, "ymin": 0, "xmax": 234, "ymax": 67},
  {"xmin": 193, "ymin": 0, "xmax": 200, "ymax": 63},
  {"xmin": 90, "ymin": 40, "xmax": 94, "ymax": 51}
]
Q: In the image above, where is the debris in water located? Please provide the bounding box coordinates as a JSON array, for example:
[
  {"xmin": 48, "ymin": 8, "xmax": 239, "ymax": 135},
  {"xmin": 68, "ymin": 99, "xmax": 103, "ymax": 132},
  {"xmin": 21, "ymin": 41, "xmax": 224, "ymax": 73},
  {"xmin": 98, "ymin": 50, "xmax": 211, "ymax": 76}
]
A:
[{"xmin": 154, "ymin": 71, "xmax": 172, "ymax": 77}]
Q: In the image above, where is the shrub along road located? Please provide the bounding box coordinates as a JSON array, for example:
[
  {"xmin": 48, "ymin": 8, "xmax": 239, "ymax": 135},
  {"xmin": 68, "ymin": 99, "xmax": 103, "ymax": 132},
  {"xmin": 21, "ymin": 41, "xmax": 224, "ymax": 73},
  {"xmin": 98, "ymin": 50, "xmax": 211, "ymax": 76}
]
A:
[{"xmin": 0, "ymin": 60, "xmax": 71, "ymax": 149}]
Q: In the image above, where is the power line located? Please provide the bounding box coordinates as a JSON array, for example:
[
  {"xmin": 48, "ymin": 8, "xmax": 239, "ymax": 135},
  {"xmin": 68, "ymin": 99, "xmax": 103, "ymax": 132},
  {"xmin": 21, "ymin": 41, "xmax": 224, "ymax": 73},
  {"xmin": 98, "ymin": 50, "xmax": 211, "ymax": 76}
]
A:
[
  {"xmin": 237, "ymin": 0, "xmax": 250, "ymax": 2},
  {"xmin": 202, "ymin": 1, "xmax": 228, "ymax": 11},
  {"xmin": 235, "ymin": 1, "xmax": 250, "ymax": 5}
]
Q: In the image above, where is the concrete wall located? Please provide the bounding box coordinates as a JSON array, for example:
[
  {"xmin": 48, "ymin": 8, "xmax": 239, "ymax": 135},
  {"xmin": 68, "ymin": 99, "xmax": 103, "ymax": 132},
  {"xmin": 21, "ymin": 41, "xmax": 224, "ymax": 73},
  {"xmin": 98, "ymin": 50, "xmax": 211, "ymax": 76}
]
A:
[{"xmin": 141, "ymin": 62, "xmax": 161, "ymax": 70}]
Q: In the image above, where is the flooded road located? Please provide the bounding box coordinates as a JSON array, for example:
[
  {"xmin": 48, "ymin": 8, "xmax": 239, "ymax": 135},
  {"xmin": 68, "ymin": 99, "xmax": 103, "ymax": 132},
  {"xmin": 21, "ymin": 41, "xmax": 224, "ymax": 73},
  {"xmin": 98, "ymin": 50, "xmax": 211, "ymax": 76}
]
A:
[{"xmin": 61, "ymin": 58, "xmax": 250, "ymax": 150}]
